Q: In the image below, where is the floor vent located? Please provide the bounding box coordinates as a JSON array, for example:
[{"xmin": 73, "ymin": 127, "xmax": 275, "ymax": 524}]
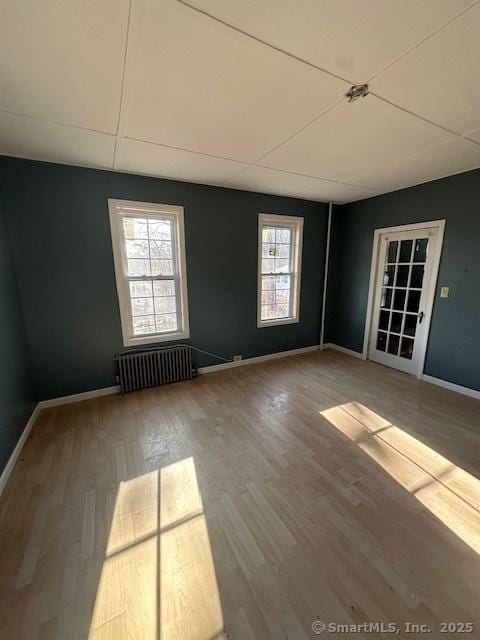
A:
[{"xmin": 116, "ymin": 345, "xmax": 193, "ymax": 393}]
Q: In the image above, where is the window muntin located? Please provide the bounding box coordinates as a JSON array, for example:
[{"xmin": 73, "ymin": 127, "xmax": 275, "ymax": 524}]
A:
[
  {"xmin": 109, "ymin": 200, "xmax": 189, "ymax": 346},
  {"xmin": 258, "ymin": 214, "xmax": 303, "ymax": 327}
]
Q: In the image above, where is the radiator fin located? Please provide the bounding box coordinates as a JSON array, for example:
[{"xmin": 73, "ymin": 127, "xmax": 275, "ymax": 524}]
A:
[{"xmin": 117, "ymin": 346, "xmax": 193, "ymax": 393}]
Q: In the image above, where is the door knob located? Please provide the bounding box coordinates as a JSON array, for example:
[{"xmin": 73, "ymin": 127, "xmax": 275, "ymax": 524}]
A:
[{"xmin": 418, "ymin": 311, "xmax": 425, "ymax": 324}]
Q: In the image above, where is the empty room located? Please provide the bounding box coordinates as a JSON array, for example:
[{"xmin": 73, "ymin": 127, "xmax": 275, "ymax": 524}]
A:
[{"xmin": 1, "ymin": 1, "xmax": 479, "ymax": 638}]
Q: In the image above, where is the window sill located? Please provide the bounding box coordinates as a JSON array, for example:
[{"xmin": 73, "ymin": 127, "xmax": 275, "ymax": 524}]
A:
[
  {"xmin": 257, "ymin": 317, "xmax": 299, "ymax": 328},
  {"xmin": 123, "ymin": 329, "xmax": 190, "ymax": 347}
]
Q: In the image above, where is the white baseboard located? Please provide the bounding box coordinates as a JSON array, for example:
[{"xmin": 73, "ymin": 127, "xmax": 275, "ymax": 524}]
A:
[
  {"xmin": 323, "ymin": 344, "xmax": 479, "ymax": 401},
  {"xmin": 422, "ymin": 374, "xmax": 480, "ymax": 401},
  {"xmin": 322, "ymin": 343, "xmax": 365, "ymax": 359},
  {"xmin": 37, "ymin": 385, "xmax": 120, "ymax": 409},
  {"xmin": 0, "ymin": 403, "xmax": 41, "ymax": 498},
  {"xmin": 198, "ymin": 344, "xmax": 320, "ymax": 374}
]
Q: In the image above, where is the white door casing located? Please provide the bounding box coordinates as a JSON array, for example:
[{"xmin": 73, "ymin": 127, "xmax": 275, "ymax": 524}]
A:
[{"xmin": 363, "ymin": 220, "xmax": 445, "ymax": 378}]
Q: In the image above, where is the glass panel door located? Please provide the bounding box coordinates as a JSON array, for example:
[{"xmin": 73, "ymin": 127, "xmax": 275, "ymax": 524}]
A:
[{"xmin": 368, "ymin": 228, "xmax": 437, "ymax": 375}]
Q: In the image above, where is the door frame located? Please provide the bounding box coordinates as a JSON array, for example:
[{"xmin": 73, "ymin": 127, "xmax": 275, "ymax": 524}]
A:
[{"xmin": 362, "ymin": 219, "xmax": 446, "ymax": 378}]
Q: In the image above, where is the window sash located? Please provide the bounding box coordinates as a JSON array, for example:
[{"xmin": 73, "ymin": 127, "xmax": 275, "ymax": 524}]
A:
[
  {"xmin": 260, "ymin": 271, "xmax": 295, "ymax": 321},
  {"xmin": 258, "ymin": 214, "xmax": 303, "ymax": 327},
  {"xmin": 109, "ymin": 200, "xmax": 190, "ymax": 346},
  {"xmin": 120, "ymin": 211, "xmax": 182, "ymax": 336}
]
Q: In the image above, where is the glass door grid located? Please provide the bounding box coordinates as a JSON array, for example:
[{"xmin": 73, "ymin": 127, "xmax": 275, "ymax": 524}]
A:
[{"xmin": 376, "ymin": 237, "xmax": 429, "ymax": 361}]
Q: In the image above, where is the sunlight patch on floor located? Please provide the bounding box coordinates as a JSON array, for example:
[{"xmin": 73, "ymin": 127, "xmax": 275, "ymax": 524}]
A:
[
  {"xmin": 89, "ymin": 457, "xmax": 224, "ymax": 640},
  {"xmin": 320, "ymin": 402, "xmax": 480, "ymax": 554}
]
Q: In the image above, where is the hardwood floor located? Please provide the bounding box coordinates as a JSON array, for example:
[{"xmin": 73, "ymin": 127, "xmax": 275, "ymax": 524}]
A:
[{"xmin": 0, "ymin": 349, "xmax": 479, "ymax": 639}]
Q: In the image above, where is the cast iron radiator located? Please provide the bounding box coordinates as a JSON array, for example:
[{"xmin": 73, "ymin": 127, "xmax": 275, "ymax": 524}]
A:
[{"xmin": 116, "ymin": 345, "xmax": 193, "ymax": 393}]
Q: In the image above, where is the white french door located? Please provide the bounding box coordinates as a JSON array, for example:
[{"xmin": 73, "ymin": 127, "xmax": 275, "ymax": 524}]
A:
[{"xmin": 367, "ymin": 222, "xmax": 444, "ymax": 376}]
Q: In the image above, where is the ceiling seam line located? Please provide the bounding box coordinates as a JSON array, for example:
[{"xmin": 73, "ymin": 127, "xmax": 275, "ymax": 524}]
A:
[
  {"xmin": 113, "ymin": 137, "xmax": 119, "ymax": 170},
  {"xmin": 257, "ymin": 165, "xmax": 379, "ymax": 191},
  {"xmin": 367, "ymin": 0, "xmax": 480, "ymax": 83},
  {"xmin": 115, "ymin": 0, "xmax": 133, "ymax": 139},
  {"xmin": 224, "ymin": 164, "xmax": 254, "ymax": 185},
  {"xmin": 176, "ymin": 0, "xmax": 480, "ymax": 153},
  {"xmin": 176, "ymin": 0, "xmax": 353, "ymax": 86},
  {"xmin": 247, "ymin": 97, "xmax": 347, "ymax": 168},
  {"xmin": 371, "ymin": 92, "xmax": 480, "ymax": 147},
  {"xmin": 123, "ymin": 135, "xmax": 254, "ymax": 164},
  {"xmin": 0, "ymin": 107, "xmax": 116, "ymax": 137},
  {"xmin": 344, "ymin": 163, "xmax": 480, "ymax": 203}
]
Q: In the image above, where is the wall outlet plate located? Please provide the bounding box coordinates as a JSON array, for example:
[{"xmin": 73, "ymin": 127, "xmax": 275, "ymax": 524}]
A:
[
  {"xmin": 440, "ymin": 286, "xmax": 450, "ymax": 299},
  {"xmin": 233, "ymin": 355, "xmax": 242, "ymax": 361}
]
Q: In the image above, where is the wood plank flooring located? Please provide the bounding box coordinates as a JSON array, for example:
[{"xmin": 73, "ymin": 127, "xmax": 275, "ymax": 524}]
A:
[{"xmin": 0, "ymin": 349, "xmax": 479, "ymax": 639}]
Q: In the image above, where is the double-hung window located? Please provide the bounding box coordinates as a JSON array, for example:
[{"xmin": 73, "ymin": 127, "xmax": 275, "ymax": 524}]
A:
[
  {"xmin": 258, "ymin": 213, "xmax": 304, "ymax": 327},
  {"xmin": 108, "ymin": 199, "xmax": 190, "ymax": 346}
]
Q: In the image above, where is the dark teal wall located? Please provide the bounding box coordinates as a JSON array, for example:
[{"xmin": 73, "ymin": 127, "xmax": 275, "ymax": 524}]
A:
[
  {"xmin": 325, "ymin": 169, "xmax": 480, "ymax": 392},
  {"xmin": 0, "ymin": 156, "xmax": 328, "ymax": 400},
  {"xmin": 0, "ymin": 192, "xmax": 35, "ymax": 474}
]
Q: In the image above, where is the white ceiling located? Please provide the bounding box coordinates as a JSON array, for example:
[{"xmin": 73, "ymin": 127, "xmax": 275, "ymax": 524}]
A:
[{"xmin": 1, "ymin": 0, "xmax": 480, "ymax": 204}]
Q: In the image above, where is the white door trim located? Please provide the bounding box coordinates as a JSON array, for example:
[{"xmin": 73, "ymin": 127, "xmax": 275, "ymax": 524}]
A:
[{"xmin": 362, "ymin": 219, "xmax": 446, "ymax": 378}]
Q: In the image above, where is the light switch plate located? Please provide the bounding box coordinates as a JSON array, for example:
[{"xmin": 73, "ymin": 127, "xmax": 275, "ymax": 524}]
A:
[{"xmin": 440, "ymin": 286, "xmax": 450, "ymax": 299}]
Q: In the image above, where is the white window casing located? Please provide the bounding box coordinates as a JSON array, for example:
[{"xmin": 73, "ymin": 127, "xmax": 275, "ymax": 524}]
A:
[{"xmin": 108, "ymin": 199, "xmax": 190, "ymax": 347}]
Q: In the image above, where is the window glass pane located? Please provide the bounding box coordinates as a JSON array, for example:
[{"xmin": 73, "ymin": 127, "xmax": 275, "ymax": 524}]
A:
[
  {"xmin": 262, "ymin": 275, "xmax": 275, "ymax": 290},
  {"xmin": 387, "ymin": 241, "xmax": 398, "ymax": 263},
  {"xmin": 380, "ymin": 288, "xmax": 392, "ymax": 309},
  {"xmin": 413, "ymin": 238, "xmax": 428, "ymax": 263},
  {"xmin": 261, "ymin": 304, "xmax": 276, "ymax": 320},
  {"xmin": 407, "ymin": 290, "xmax": 421, "ymax": 313},
  {"xmin": 262, "ymin": 258, "xmax": 274, "ymax": 274},
  {"xmin": 383, "ymin": 265, "xmax": 395, "ymax": 286},
  {"xmin": 261, "ymin": 290, "xmax": 275, "ymax": 305},
  {"xmin": 123, "ymin": 217, "xmax": 148, "ymax": 239},
  {"xmin": 399, "ymin": 240, "xmax": 413, "ymax": 262},
  {"xmin": 150, "ymin": 240, "xmax": 172, "ymax": 259},
  {"xmin": 275, "ymin": 228, "xmax": 291, "ymax": 243},
  {"xmin": 393, "ymin": 288, "xmax": 406, "ymax": 311},
  {"xmin": 274, "ymin": 303, "xmax": 289, "ymax": 318},
  {"xmin": 376, "ymin": 331, "xmax": 387, "ymax": 352},
  {"xmin": 153, "ymin": 280, "xmax": 175, "ymax": 297},
  {"xmin": 131, "ymin": 297, "xmax": 154, "ymax": 316},
  {"xmin": 410, "ymin": 265, "xmax": 425, "ymax": 289},
  {"xmin": 151, "ymin": 259, "xmax": 173, "ymax": 276},
  {"xmin": 379, "ymin": 310, "xmax": 390, "ymax": 331},
  {"xmin": 126, "ymin": 239, "xmax": 149, "ymax": 259},
  {"xmin": 275, "ymin": 289, "xmax": 290, "ymax": 304},
  {"xmin": 133, "ymin": 316, "xmax": 156, "ymax": 335},
  {"xmin": 262, "ymin": 243, "xmax": 276, "ymax": 258},
  {"xmin": 404, "ymin": 314, "xmax": 417, "ymax": 337},
  {"xmin": 262, "ymin": 305, "xmax": 290, "ymax": 320},
  {"xmin": 277, "ymin": 243, "xmax": 290, "ymax": 258},
  {"xmin": 154, "ymin": 297, "xmax": 176, "ymax": 314},
  {"xmin": 262, "ymin": 227, "xmax": 275, "ymax": 243},
  {"xmin": 388, "ymin": 334, "xmax": 400, "ymax": 355},
  {"xmin": 148, "ymin": 220, "xmax": 171, "ymax": 240},
  {"xmin": 396, "ymin": 265, "xmax": 410, "ymax": 287},
  {"xmin": 155, "ymin": 314, "xmax": 177, "ymax": 332},
  {"xmin": 276, "ymin": 275, "xmax": 290, "ymax": 289},
  {"xmin": 128, "ymin": 259, "xmax": 151, "ymax": 277},
  {"xmin": 390, "ymin": 312, "xmax": 403, "ymax": 334},
  {"xmin": 400, "ymin": 337, "xmax": 414, "ymax": 360},
  {"xmin": 274, "ymin": 258, "xmax": 290, "ymax": 273},
  {"xmin": 130, "ymin": 281, "xmax": 153, "ymax": 298}
]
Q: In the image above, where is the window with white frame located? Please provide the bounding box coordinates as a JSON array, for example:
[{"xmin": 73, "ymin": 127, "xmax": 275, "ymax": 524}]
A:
[
  {"xmin": 258, "ymin": 213, "xmax": 303, "ymax": 327},
  {"xmin": 108, "ymin": 199, "xmax": 190, "ymax": 346}
]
